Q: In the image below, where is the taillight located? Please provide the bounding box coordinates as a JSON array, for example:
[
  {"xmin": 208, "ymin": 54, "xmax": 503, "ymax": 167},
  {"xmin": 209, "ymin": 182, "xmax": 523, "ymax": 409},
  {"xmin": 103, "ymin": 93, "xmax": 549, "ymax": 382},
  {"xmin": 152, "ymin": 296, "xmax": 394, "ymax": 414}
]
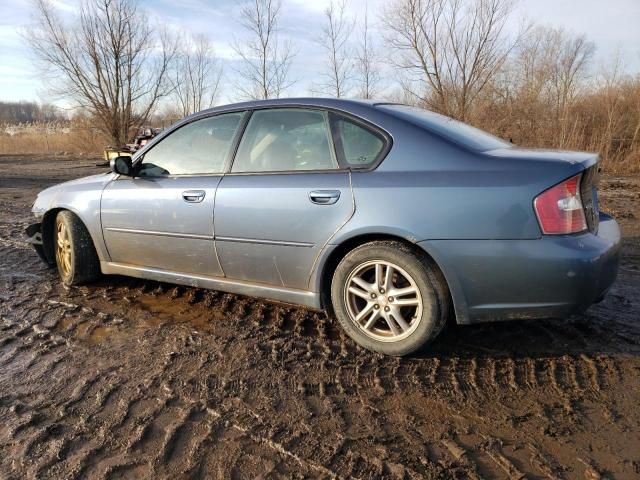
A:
[{"xmin": 534, "ymin": 173, "xmax": 587, "ymax": 234}]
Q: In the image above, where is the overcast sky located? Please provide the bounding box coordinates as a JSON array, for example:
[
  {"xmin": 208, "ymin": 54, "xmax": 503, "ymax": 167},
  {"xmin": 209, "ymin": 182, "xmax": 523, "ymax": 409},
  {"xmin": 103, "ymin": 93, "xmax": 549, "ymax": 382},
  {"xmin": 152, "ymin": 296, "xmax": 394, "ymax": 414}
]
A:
[{"xmin": 0, "ymin": 0, "xmax": 638, "ymax": 107}]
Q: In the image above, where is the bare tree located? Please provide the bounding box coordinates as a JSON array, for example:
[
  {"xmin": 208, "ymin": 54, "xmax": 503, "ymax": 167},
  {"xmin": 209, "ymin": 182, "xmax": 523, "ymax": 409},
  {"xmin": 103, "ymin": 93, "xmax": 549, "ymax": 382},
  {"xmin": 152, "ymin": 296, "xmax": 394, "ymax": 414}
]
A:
[
  {"xmin": 354, "ymin": 6, "xmax": 382, "ymax": 99},
  {"xmin": 594, "ymin": 55, "xmax": 622, "ymax": 159},
  {"xmin": 172, "ymin": 34, "xmax": 223, "ymax": 117},
  {"xmin": 513, "ymin": 27, "xmax": 555, "ymax": 102},
  {"xmin": 315, "ymin": 0, "xmax": 353, "ymax": 98},
  {"xmin": 549, "ymin": 29, "xmax": 595, "ymax": 119},
  {"xmin": 26, "ymin": 0, "xmax": 178, "ymax": 145},
  {"xmin": 232, "ymin": 0, "xmax": 295, "ymax": 99},
  {"xmin": 383, "ymin": 0, "xmax": 523, "ymax": 121},
  {"xmin": 506, "ymin": 26, "xmax": 594, "ymax": 146}
]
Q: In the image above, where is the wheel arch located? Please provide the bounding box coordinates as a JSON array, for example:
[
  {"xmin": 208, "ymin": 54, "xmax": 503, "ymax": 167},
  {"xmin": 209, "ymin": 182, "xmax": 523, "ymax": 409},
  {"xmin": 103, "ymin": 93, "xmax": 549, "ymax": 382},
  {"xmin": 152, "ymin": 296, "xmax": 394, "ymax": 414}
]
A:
[
  {"xmin": 40, "ymin": 207, "xmax": 64, "ymax": 265},
  {"xmin": 316, "ymin": 233, "xmax": 460, "ymax": 323},
  {"xmin": 41, "ymin": 207, "xmax": 105, "ymax": 265}
]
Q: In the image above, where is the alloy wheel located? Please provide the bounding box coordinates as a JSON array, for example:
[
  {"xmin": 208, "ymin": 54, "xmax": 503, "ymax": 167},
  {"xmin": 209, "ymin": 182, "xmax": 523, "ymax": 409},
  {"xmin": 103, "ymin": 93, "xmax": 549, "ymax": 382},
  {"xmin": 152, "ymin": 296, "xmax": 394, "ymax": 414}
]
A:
[
  {"xmin": 56, "ymin": 221, "xmax": 72, "ymax": 277},
  {"xmin": 344, "ymin": 260, "xmax": 424, "ymax": 342}
]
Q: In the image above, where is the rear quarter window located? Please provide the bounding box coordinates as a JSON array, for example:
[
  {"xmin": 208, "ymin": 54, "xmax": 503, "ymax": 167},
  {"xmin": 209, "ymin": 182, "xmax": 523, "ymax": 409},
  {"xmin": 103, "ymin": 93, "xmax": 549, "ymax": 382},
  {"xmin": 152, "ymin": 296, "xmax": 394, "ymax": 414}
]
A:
[{"xmin": 334, "ymin": 116, "xmax": 386, "ymax": 168}]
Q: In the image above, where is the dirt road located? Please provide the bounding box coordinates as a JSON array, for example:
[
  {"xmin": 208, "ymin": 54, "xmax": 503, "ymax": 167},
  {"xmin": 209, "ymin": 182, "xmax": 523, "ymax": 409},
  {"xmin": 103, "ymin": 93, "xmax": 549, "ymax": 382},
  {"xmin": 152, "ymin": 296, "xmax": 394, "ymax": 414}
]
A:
[{"xmin": 1, "ymin": 155, "xmax": 639, "ymax": 479}]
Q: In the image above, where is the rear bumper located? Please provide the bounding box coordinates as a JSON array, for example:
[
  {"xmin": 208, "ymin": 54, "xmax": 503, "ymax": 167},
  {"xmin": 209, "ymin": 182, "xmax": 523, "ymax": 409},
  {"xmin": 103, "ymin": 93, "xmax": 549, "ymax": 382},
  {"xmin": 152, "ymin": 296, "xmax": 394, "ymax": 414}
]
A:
[{"xmin": 419, "ymin": 213, "xmax": 621, "ymax": 324}]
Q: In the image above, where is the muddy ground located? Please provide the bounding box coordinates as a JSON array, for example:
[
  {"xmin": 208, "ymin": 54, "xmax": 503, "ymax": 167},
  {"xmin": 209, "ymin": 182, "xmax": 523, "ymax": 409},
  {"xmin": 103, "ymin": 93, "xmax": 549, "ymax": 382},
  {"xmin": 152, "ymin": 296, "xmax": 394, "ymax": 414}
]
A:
[{"xmin": 0, "ymin": 155, "xmax": 639, "ymax": 479}]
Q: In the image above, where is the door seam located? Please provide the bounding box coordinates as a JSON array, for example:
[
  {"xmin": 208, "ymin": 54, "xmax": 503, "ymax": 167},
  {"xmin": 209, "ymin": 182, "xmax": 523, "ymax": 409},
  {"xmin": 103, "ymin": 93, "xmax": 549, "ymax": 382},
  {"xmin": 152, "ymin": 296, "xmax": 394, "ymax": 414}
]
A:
[
  {"xmin": 212, "ymin": 176, "xmax": 226, "ymax": 278},
  {"xmin": 99, "ymin": 176, "xmax": 117, "ymax": 262},
  {"xmin": 306, "ymin": 170, "xmax": 355, "ymax": 289}
]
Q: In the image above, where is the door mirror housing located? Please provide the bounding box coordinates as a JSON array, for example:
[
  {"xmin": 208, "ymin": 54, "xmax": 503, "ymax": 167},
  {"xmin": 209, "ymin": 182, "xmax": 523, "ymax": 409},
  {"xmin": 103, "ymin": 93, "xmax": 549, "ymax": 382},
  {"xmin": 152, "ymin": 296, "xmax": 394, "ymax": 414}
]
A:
[{"xmin": 110, "ymin": 156, "xmax": 134, "ymax": 176}]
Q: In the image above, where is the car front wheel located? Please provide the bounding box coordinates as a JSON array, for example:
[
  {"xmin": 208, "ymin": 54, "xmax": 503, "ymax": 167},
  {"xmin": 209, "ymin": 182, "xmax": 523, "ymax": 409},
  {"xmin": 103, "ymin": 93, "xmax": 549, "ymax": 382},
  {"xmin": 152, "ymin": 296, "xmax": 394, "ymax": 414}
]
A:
[
  {"xmin": 54, "ymin": 211, "xmax": 100, "ymax": 286},
  {"xmin": 331, "ymin": 241, "xmax": 448, "ymax": 356}
]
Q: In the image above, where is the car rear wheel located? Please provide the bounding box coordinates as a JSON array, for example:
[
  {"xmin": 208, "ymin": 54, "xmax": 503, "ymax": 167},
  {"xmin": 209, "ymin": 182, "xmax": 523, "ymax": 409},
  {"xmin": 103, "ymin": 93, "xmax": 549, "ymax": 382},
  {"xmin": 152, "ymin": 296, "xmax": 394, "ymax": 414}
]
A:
[
  {"xmin": 54, "ymin": 211, "xmax": 100, "ymax": 286},
  {"xmin": 331, "ymin": 241, "xmax": 448, "ymax": 356}
]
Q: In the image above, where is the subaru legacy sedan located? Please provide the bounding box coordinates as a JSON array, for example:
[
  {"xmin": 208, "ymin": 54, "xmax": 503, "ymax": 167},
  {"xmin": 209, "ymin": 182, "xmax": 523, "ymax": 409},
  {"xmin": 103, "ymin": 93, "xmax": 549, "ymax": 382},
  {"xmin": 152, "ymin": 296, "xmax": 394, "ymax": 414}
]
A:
[{"xmin": 26, "ymin": 98, "xmax": 620, "ymax": 356}]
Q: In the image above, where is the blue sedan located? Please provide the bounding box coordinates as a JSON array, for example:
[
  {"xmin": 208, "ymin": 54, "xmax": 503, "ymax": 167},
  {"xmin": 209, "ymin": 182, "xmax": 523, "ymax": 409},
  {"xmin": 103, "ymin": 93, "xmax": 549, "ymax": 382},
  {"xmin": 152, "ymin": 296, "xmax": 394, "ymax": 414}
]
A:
[{"xmin": 26, "ymin": 98, "xmax": 621, "ymax": 356}]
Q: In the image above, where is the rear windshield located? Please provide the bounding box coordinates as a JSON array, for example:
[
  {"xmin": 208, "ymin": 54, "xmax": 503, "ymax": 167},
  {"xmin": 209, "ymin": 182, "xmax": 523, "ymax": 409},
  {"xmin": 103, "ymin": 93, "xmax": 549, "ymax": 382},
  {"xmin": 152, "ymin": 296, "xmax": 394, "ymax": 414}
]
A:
[{"xmin": 377, "ymin": 104, "xmax": 510, "ymax": 152}]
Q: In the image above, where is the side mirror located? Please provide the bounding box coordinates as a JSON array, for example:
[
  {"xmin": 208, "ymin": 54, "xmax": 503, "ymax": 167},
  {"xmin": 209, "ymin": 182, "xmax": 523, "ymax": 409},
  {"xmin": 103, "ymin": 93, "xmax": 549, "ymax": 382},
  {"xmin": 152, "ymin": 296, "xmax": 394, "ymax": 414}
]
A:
[{"xmin": 110, "ymin": 156, "xmax": 134, "ymax": 176}]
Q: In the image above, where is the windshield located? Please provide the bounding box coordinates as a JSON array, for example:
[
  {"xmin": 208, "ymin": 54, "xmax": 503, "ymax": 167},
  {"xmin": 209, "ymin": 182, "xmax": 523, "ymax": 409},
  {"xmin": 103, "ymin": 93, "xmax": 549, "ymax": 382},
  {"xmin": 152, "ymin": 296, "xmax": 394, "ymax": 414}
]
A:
[{"xmin": 377, "ymin": 104, "xmax": 510, "ymax": 152}]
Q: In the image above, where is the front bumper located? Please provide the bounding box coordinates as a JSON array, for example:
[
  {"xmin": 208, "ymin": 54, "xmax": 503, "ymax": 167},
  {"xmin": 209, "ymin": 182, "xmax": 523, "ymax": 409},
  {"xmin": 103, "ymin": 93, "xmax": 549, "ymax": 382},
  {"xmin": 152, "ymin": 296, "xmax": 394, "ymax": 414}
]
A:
[{"xmin": 419, "ymin": 213, "xmax": 621, "ymax": 324}]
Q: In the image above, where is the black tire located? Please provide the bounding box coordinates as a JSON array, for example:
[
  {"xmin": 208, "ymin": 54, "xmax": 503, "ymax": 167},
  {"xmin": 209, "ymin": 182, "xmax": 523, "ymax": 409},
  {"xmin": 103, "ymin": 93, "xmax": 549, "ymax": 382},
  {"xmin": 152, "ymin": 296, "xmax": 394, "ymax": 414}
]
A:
[
  {"xmin": 330, "ymin": 241, "xmax": 449, "ymax": 356},
  {"xmin": 54, "ymin": 211, "xmax": 101, "ymax": 286}
]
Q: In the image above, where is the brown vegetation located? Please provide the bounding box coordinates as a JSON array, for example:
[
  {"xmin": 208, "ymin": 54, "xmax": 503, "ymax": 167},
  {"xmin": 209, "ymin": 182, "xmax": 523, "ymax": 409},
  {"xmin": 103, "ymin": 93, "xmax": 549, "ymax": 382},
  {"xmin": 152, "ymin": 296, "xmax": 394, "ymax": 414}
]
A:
[
  {"xmin": 231, "ymin": 0, "xmax": 296, "ymax": 100},
  {"xmin": 3, "ymin": 70, "xmax": 637, "ymax": 172},
  {"xmin": 169, "ymin": 35, "xmax": 223, "ymax": 118},
  {"xmin": 0, "ymin": 120, "xmax": 108, "ymax": 156},
  {"xmin": 384, "ymin": 0, "xmax": 640, "ymax": 173},
  {"xmin": 469, "ymin": 28, "xmax": 640, "ymax": 173}
]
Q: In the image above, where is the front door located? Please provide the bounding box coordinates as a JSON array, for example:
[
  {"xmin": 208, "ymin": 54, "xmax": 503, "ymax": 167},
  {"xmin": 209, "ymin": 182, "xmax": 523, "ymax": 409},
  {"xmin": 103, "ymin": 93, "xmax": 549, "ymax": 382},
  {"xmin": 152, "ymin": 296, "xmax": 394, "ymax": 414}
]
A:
[
  {"xmin": 214, "ymin": 108, "xmax": 354, "ymax": 289},
  {"xmin": 101, "ymin": 111, "xmax": 246, "ymax": 276}
]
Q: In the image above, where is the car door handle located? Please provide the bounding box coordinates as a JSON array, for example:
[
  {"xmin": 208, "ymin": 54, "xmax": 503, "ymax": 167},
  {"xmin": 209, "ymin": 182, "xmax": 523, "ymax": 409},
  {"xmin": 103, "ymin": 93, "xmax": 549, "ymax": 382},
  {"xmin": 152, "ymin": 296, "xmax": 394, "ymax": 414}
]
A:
[
  {"xmin": 182, "ymin": 190, "xmax": 206, "ymax": 203},
  {"xmin": 309, "ymin": 190, "xmax": 340, "ymax": 205}
]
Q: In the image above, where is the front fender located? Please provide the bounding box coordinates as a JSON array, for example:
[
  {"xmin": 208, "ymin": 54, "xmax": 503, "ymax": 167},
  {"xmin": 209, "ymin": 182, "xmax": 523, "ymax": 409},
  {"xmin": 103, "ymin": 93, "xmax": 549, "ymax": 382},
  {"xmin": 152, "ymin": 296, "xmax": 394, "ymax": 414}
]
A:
[{"xmin": 32, "ymin": 173, "xmax": 115, "ymax": 263}]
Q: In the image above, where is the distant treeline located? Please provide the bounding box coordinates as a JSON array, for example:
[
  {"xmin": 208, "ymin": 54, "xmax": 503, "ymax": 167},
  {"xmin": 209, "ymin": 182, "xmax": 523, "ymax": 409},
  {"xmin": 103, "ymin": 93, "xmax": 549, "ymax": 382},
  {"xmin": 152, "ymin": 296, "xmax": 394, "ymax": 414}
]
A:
[{"xmin": 0, "ymin": 101, "xmax": 65, "ymax": 124}]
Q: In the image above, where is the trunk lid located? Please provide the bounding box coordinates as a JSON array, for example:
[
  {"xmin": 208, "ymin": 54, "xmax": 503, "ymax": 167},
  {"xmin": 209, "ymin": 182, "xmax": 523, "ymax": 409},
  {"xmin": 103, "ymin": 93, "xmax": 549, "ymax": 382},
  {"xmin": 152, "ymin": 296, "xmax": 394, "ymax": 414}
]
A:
[{"xmin": 485, "ymin": 147, "xmax": 599, "ymax": 169}]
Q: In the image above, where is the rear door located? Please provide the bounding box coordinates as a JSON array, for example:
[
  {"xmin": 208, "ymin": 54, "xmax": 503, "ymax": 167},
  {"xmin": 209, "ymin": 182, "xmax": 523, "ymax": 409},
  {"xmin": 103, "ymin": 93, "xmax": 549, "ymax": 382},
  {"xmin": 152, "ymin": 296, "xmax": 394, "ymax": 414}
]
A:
[
  {"xmin": 214, "ymin": 108, "xmax": 353, "ymax": 289},
  {"xmin": 101, "ymin": 112, "xmax": 245, "ymax": 276}
]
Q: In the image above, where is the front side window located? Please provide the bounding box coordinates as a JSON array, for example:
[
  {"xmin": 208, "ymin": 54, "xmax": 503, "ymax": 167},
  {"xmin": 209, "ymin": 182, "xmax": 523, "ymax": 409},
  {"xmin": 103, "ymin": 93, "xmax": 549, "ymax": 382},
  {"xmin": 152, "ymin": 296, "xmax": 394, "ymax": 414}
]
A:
[
  {"xmin": 336, "ymin": 117, "xmax": 385, "ymax": 168},
  {"xmin": 138, "ymin": 112, "xmax": 244, "ymax": 176},
  {"xmin": 232, "ymin": 109, "xmax": 338, "ymax": 173}
]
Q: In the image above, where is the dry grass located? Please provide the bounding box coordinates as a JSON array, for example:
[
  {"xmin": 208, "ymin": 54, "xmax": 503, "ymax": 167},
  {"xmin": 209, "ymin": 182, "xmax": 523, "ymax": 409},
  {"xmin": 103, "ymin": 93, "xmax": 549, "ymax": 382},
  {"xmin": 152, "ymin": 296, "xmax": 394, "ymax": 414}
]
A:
[
  {"xmin": 0, "ymin": 121, "xmax": 107, "ymax": 155},
  {"xmin": 469, "ymin": 78, "xmax": 640, "ymax": 174}
]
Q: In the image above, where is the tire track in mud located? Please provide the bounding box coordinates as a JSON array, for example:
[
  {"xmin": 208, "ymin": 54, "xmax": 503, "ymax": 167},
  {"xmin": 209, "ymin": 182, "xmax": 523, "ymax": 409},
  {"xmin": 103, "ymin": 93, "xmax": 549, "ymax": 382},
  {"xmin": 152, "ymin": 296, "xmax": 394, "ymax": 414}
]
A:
[
  {"xmin": 0, "ymin": 265, "xmax": 632, "ymax": 480},
  {"xmin": 283, "ymin": 353, "xmax": 621, "ymax": 404},
  {"xmin": 0, "ymin": 279, "xmax": 438, "ymax": 478},
  {"xmin": 160, "ymin": 282, "xmax": 624, "ymax": 403},
  {"xmin": 6, "ymin": 267, "xmax": 627, "ymax": 405}
]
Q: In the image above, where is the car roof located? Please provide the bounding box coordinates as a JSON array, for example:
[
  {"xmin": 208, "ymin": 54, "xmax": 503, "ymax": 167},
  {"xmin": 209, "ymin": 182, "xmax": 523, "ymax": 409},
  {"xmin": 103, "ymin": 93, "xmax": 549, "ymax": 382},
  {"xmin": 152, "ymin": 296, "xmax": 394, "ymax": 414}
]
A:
[{"xmin": 190, "ymin": 97, "xmax": 392, "ymax": 119}]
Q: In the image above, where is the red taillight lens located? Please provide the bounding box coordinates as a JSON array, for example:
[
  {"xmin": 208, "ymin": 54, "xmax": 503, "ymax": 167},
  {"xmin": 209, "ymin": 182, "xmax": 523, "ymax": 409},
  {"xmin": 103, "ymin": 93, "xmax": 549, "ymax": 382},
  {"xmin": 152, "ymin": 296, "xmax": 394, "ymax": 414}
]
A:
[{"xmin": 534, "ymin": 174, "xmax": 587, "ymax": 234}]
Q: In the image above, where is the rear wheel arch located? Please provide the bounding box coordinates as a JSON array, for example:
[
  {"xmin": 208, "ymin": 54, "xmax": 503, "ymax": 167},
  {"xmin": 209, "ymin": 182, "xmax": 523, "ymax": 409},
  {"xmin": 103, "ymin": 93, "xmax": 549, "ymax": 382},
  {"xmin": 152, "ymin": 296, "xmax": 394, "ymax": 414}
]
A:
[{"xmin": 319, "ymin": 234, "xmax": 453, "ymax": 321}]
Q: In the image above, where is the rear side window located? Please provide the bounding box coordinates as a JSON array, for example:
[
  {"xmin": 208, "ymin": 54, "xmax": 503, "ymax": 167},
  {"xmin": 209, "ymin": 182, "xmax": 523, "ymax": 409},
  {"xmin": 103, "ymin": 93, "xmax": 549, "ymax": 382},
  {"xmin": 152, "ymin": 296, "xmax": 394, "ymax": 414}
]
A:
[
  {"xmin": 232, "ymin": 108, "xmax": 338, "ymax": 173},
  {"xmin": 138, "ymin": 112, "xmax": 244, "ymax": 176},
  {"xmin": 335, "ymin": 117, "xmax": 385, "ymax": 168}
]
